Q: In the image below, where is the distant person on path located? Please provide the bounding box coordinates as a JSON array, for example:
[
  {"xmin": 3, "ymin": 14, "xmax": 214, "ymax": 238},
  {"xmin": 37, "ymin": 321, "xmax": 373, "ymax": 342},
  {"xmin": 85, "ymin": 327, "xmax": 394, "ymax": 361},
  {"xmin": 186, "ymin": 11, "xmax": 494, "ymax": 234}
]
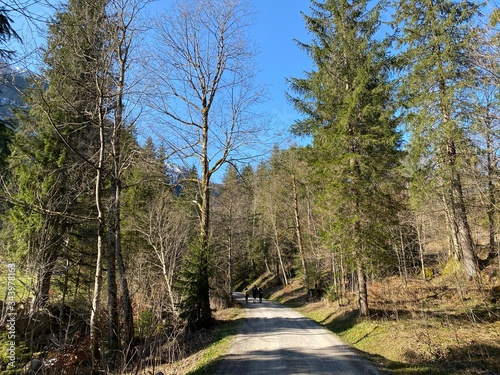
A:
[
  {"xmin": 258, "ymin": 287, "xmax": 264, "ymax": 303},
  {"xmin": 252, "ymin": 285, "xmax": 257, "ymax": 303},
  {"xmin": 243, "ymin": 287, "xmax": 249, "ymax": 303}
]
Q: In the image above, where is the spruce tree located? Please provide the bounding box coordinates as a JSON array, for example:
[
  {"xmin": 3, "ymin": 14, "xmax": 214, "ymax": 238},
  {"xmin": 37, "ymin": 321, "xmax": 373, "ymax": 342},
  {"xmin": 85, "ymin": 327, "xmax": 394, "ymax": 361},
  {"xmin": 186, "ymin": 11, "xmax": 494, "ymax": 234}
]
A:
[
  {"xmin": 7, "ymin": 0, "xmax": 111, "ymax": 313},
  {"xmin": 0, "ymin": 7, "xmax": 20, "ymax": 60},
  {"xmin": 8, "ymin": 107, "xmax": 74, "ymax": 311},
  {"xmin": 15, "ymin": 0, "xmax": 114, "ymax": 365},
  {"xmin": 392, "ymin": 0, "xmax": 482, "ymax": 279},
  {"xmin": 288, "ymin": 0, "xmax": 403, "ymax": 315}
]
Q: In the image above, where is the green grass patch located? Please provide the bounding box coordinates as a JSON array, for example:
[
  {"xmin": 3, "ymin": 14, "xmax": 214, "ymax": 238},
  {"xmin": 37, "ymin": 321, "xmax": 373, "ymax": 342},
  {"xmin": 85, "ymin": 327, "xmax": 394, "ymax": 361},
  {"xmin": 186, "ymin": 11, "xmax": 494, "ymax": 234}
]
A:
[
  {"xmin": 187, "ymin": 308, "xmax": 243, "ymax": 375},
  {"xmin": 0, "ymin": 262, "xmax": 31, "ymax": 303},
  {"xmin": 269, "ymin": 275, "xmax": 500, "ymax": 375}
]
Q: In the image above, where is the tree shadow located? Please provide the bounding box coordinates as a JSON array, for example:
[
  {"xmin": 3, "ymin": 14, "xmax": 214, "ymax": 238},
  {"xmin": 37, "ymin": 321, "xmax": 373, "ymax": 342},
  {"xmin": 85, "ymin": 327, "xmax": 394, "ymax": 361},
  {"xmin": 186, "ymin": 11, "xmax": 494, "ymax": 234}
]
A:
[
  {"xmin": 191, "ymin": 293, "xmax": 500, "ymax": 375},
  {"xmin": 319, "ymin": 306, "xmax": 500, "ymax": 374}
]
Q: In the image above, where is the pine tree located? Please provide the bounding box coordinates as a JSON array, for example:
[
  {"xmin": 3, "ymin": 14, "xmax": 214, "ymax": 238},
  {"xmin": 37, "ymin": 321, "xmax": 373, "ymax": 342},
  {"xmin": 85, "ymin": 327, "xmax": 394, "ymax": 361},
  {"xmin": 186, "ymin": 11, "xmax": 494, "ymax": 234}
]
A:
[
  {"xmin": 288, "ymin": 0, "xmax": 403, "ymax": 315},
  {"xmin": 392, "ymin": 0, "xmax": 482, "ymax": 279},
  {"xmin": 0, "ymin": 7, "xmax": 20, "ymax": 60},
  {"xmin": 8, "ymin": 108, "xmax": 75, "ymax": 311},
  {"xmin": 6, "ymin": 0, "xmax": 111, "ymax": 312}
]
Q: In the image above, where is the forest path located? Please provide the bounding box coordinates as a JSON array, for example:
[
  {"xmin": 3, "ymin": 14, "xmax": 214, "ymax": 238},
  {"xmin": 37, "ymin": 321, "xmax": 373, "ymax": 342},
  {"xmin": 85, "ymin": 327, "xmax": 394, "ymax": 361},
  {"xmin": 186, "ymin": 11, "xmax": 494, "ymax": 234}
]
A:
[{"xmin": 217, "ymin": 293, "xmax": 382, "ymax": 375}]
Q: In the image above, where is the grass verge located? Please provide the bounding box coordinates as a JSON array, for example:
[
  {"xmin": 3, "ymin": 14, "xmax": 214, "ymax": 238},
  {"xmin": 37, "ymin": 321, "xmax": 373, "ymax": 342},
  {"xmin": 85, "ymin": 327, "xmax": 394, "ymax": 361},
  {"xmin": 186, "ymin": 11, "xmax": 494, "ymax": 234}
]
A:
[
  {"xmin": 270, "ymin": 277, "xmax": 500, "ymax": 375},
  {"xmin": 146, "ymin": 304, "xmax": 244, "ymax": 375}
]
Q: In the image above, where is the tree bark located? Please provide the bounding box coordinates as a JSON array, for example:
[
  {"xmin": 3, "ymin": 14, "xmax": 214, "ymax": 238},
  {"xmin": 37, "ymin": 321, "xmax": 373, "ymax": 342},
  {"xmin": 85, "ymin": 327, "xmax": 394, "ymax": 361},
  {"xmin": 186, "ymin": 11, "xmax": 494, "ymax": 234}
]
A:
[
  {"xmin": 30, "ymin": 247, "xmax": 58, "ymax": 312},
  {"xmin": 197, "ymin": 105, "xmax": 213, "ymax": 327},
  {"xmin": 273, "ymin": 220, "xmax": 288, "ymax": 286},
  {"xmin": 447, "ymin": 139, "xmax": 480, "ymax": 279},
  {"xmin": 356, "ymin": 257, "xmax": 369, "ymax": 316},
  {"xmin": 90, "ymin": 98, "xmax": 106, "ymax": 371},
  {"xmin": 107, "ymin": 207, "xmax": 119, "ymax": 352},
  {"xmin": 416, "ymin": 219, "xmax": 426, "ymax": 280},
  {"xmin": 291, "ymin": 175, "xmax": 309, "ymax": 293},
  {"xmin": 113, "ymin": 41, "xmax": 134, "ymax": 348},
  {"xmin": 227, "ymin": 200, "xmax": 234, "ymax": 302},
  {"xmin": 486, "ymin": 132, "xmax": 497, "ymax": 265}
]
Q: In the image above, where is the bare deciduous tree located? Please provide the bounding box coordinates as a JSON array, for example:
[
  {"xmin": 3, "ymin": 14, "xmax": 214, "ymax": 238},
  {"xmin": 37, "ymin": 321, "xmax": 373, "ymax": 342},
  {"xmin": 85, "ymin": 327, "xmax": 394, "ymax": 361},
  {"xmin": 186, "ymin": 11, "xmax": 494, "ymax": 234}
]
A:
[
  {"xmin": 147, "ymin": 0, "xmax": 264, "ymax": 327},
  {"xmin": 134, "ymin": 192, "xmax": 192, "ymax": 317}
]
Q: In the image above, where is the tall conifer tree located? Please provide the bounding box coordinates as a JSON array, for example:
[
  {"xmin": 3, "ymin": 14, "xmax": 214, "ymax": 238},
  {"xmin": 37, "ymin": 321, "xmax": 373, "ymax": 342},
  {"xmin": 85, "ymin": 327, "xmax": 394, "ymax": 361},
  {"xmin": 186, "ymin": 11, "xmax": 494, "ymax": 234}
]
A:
[
  {"xmin": 392, "ymin": 0, "xmax": 481, "ymax": 279},
  {"xmin": 7, "ymin": 0, "xmax": 110, "ymax": 313},
  {"xmin": 288, "ymin": 0, "xmax": 402, "ymax": 315}
]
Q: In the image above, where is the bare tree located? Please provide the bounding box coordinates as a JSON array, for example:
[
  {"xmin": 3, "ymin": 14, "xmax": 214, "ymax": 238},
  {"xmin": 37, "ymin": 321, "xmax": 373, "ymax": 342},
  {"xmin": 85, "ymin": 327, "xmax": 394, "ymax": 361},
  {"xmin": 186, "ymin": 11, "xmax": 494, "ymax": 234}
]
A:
[
  {"xmin": 134, "ymin": 192, "xmax": 192, "ymax": 317},
  {"xmin": 105, "ymin": 0, "xmax": 152, "ymax": 353},
  {"xmin": 147, "ymin": 0, "xmax": 264, "ymax": 327}
]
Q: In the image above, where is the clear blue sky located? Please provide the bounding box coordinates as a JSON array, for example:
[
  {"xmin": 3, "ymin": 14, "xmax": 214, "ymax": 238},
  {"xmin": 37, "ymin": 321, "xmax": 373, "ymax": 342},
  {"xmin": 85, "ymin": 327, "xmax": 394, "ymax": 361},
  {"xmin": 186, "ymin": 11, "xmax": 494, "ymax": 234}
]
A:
[
  {"xmin": 250, "ymin": 1, "xmax": 312, "ymax": 143},
  {"xmin": 9, "ymin": 0, "xmax": 313, "ymax": 149}
]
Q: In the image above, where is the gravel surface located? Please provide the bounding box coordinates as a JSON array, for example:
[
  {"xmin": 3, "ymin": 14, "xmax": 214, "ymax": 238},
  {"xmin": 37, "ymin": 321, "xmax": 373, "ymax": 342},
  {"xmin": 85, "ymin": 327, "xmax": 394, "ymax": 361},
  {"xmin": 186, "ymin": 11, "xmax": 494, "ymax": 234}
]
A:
[{"xmin": 217, "ymin": 293, "xmax": 382, "ymax": 375}]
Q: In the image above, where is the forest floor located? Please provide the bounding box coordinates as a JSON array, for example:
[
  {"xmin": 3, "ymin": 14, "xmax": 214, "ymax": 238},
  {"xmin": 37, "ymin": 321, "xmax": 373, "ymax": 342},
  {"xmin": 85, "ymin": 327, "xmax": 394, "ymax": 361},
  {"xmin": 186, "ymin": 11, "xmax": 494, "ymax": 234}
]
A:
[
  {"xmin": 269, "ymin": 276, "xmax": 500, "ymax": 375},
  {"xmin": 153, "ymin": 267, "xmax": 500, "ymax": 375}
]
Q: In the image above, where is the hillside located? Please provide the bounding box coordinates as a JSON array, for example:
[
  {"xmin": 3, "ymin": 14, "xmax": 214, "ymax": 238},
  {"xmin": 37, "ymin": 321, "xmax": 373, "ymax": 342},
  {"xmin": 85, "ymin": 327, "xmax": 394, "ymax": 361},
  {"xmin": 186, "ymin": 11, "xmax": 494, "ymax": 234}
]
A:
[
  {"xmin": 0, "ymin": 64, "xmax": 27, "ymax": 119},
  {"xmin": 263, "ymin": 272, "xmax": 500, "ymax": 374}
]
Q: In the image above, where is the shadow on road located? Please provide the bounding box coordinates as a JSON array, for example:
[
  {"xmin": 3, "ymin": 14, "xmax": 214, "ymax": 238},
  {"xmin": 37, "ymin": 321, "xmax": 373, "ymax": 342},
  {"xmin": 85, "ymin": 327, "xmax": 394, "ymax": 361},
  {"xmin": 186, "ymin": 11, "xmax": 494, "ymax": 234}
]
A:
[
  {"xmin": 210, "ymin": 294, "xmax": 383, "ymax": 374},
  {"xmin": 217, "ymin": 347, "xmax": 380, "ymax": 375}
]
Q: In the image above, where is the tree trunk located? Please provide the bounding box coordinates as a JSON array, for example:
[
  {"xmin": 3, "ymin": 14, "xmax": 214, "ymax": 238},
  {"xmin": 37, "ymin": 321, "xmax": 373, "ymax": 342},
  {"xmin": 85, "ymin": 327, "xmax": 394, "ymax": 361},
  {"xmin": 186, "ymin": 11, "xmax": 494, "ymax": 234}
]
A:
[
  {"xmin": 59, "ymin": 258, "xmax": 69, "ymax": 343},
  {"xmin": 442, "ymin": 193, "xmax": 460, "ymax": 258},
  {"xmin": 113, "ymin": 109, "xmax": 134, "ymax": 349},
  {"xmin": 356, "ymin": 257, "xmax": 369, "ymax": 316},
  {"xmin": 30, "ymin": 249, "xmax": 58, "ymax": 312},
  {"xmin": 272, "ymin": 220, "xmax": 288, "ymax": 286},
  {"xmin": 113, "ymin": 29, "xmax": 134, "ymax": 347},
  {"xmin": 90, "ymin": 182, "xmax": 104, "ymax": 370},
  {"xmin": 416, "ymin": 219, "xmax": 426, "ymax": 280},
  {"xmin": 447, "ymin": 139, "xmax": 479, "ymax": 279},
  {"xmin": 115, "ymin": 226, "xmax": 134, "ymax": 349},
  {"xmin": 486, "ymin": 133, "xmax": 497, "ymax": 265},
  {"xmin": 199, "ymin": 112, "xmax": 213, "ymax": 327},
  {"xmin": 160, "ymin": 257, "xmax": 178, "ymax": 316},
  {"xmin": 291, "ymin": 175, "xmax": 309, "ymax": 293},
  {"xmin": 199, "ymin": 178, "xmax": 212, "ymax": 327},
  {"xmin": 90, "ymin": 103, "xmax": 106, "ymax": 371},
  {"xmin": 398, "ymin": 227, "xmax": 408, "ymax": 286},
  {"xmin": 228, "ymin": 200, "xmax": 234, "ymax": 302},
  {"xmin": 107, "ymin": 191, "xmax": 119, "ymax": 352},
  {"xmin": 437, "ymin": 67, "xmax": 479, "ymax": 279}
]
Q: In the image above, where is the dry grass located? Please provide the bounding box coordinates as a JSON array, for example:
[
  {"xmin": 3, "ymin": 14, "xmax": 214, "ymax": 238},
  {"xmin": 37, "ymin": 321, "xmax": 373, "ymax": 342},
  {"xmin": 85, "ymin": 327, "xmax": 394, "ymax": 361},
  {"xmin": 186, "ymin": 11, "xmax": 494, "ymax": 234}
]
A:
[
  {"xmin": 136, "ymin": 306, "xmax": 244, "ymax": 375},
  {"xmin": 271, "ymin": 274, "xmax": 500, "ymax": 375},
  {"xmin": 7, "ymin": 270, "xmax": 497, "ymax": 375}
]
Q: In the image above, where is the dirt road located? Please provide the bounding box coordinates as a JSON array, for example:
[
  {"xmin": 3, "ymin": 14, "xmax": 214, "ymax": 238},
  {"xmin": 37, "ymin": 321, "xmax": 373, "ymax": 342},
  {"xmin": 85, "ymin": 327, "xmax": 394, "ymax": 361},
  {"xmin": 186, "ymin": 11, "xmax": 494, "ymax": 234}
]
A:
[{"xmin": 217, "ymin": 293, "xmax": 382, "ymax": 375}]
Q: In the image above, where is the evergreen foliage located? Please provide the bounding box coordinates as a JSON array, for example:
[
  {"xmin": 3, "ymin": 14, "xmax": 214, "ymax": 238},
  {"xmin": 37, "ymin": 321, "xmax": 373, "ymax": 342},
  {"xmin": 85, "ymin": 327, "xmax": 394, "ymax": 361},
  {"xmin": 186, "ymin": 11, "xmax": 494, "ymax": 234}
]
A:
[
  {"xmin": 0, "ymin": 7, "xmax": 20, "ymax": 60},
  {"xmin": 177, "ymin": 238, "xmax": 214, "ymax": 330},
  {"xmin": 288, "ymin": 0, "xmax": 404, "ymax": 314},
  {"xmin": 392, "ymin": 0, "xmax": 482, "ymax": 278}
]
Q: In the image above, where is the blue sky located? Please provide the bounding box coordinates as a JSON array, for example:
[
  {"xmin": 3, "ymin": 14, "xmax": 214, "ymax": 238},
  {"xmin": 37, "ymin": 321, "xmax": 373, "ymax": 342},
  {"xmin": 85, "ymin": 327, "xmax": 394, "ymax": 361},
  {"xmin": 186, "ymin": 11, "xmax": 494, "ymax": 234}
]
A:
[
  {"xmin": 150, "ymin": 0, "xmax": 314, "ymax": 149},
  {"xmin": 141, "ymin": 0, "xmax": 313, "ymax": 170},
  {"xmin": 250, "ymin": 1, "xmax": 312, "ymax": 144},
  {"xmin": 7, "ymin": 0, "xmax": 313, "ymax": 171},
  {"xmin": 9, "ymin": 0, "xmax": 312, "ymax": 145}
]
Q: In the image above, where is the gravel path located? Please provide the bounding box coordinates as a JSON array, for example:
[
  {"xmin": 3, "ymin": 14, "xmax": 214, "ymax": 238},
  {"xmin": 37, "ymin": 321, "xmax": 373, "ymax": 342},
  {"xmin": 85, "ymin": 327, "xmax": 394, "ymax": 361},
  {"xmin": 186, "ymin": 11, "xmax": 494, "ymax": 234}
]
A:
[{"xmin": 217, "ymin": 293, "xmax": 382, "ymax": 375}]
